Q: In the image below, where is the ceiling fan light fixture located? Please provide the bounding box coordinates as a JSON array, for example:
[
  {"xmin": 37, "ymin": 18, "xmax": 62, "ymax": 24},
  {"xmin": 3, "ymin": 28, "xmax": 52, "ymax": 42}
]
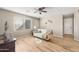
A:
[{"xmin": 34, "ymin": 7, "xmax": 47, "ymax": 14}]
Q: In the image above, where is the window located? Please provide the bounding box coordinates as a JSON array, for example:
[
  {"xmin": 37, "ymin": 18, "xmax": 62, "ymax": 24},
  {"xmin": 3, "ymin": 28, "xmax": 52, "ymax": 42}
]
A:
[
  {"xmin": 15, "ymin": 19, "xmax": 31, "ymax": 31},
  {"xmin": 15, "ymin": 19, "xmax": 24, "ymax": 30},
  {"xmin": 25, "ymin": 20, "xmax": 31, "ymax": 29}
]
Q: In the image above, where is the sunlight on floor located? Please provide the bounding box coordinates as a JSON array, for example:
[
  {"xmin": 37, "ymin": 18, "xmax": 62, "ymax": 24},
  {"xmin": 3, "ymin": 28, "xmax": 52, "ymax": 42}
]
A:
[{"xmin": 34, "ymin": 38, "xmax": 42, "ymax": 44}]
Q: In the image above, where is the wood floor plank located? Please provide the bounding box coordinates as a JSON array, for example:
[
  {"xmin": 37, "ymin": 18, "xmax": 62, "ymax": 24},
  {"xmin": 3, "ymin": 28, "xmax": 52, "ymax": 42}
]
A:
[{"xmin": 15, "ymin": 35, "xmax": 79, "ymax": 52}]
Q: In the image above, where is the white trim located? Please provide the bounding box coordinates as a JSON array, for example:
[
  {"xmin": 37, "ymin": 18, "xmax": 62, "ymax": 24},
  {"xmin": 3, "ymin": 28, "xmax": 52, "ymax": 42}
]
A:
[
  {"xmin": 53, "ymin": 34, "xmax": 63, "ymax": 38},
  {"xmin": 74, "ymin": 37, "xmax": 79, "ymax": 41}
]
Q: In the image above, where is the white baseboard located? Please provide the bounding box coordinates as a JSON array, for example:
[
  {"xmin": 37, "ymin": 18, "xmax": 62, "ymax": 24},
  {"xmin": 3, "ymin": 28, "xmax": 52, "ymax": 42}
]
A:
[
  {"xmin": 53, "ymin": 34, "xmax": 63, "ymax": 38},
  {"xmin": 74, "ymin": 37, "xmax": 79, "ymax": 41}
]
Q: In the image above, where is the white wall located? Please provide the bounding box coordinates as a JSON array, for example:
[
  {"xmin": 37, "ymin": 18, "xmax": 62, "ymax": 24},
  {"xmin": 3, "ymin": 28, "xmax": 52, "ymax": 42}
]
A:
[
  {"xmin": 0, "ymin": 9, "xmax": 40, "ymax": 37},
  {"xmin": 40, "ymin": 7, "xmax": 79, "ymax": 40},
  {"xmin": 0, "ymin": 7, "xmax": 79, "ymax": 41},
  {"xmin": 0, "ymin": 9, "xmax": 14, "ymax": 35},
  {"xmin": 13, "ymin": 13, "xmax": 40, "ymax": 36},
  {"xmin": 74, "ymin": 8, "xmax": 79, "ymax": 41},
  {"xmin": 40, "ymin": 14, "xmax": 63, "ymax": 37}
]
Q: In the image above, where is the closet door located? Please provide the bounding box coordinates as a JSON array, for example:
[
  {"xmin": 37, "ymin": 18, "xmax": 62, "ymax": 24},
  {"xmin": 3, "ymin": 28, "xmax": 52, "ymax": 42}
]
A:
[
  {"xmin": 64, "ymin": 17, "xmax": 73, "ymax": 34},
  {"xmin": 63, "ymin": 14, "xmax": 74, "ymax": 36}
]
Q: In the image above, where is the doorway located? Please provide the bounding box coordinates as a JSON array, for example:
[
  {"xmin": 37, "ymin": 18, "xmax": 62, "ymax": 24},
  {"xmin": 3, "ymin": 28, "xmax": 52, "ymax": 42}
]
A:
[{"xmin": 63, "ymin": 14, "xmax": 74, "ymax": 38}]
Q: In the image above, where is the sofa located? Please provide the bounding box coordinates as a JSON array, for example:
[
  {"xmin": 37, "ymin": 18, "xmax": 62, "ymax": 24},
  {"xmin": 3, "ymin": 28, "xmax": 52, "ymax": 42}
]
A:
[
  {"xmin": 32, "ymin": 29, "xmax": 53, "ymax": 40},
  {"xmin": 33, "ymin": 29, "xmax": 47, "ymax": 38}
]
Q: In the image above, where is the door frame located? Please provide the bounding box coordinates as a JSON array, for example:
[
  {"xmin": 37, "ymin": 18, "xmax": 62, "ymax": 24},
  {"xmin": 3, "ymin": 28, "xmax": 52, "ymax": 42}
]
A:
[{"xmin": 63, "ymin": 14, "xmax": 74, "ymax": 37}]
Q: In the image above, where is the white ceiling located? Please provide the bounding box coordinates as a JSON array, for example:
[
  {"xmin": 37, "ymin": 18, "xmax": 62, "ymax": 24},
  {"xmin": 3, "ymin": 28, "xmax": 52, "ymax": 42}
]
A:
[
  {"xmin": 1, "ymin": 7, "xmax": 79, "ymax": 18},
  {"xmin": 1, "ymin": 7, "xmax": 50, "ymax": 18}
]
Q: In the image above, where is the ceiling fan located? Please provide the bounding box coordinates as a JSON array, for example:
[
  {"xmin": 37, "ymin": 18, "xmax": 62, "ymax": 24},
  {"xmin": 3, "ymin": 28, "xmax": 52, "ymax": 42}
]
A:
[{"xmin": 34, "ymin": 7, "xmax": 47, "ymax": 14}]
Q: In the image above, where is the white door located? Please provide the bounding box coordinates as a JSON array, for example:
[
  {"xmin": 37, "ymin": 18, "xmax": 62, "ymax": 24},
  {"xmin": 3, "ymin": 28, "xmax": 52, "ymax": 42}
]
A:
[{"xmin": 64, "ymin": 17, "xmax": 73, "ymax": 34}]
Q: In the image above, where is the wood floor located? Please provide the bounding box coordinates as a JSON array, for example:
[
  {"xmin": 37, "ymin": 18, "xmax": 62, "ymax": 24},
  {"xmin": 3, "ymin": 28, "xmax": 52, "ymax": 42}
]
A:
[{"xmin": 15, "ymin": 35, "xmax": 79, "ymax": 52}]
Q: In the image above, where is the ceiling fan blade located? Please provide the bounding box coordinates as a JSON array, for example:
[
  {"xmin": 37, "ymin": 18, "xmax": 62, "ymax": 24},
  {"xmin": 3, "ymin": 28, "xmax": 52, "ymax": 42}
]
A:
[
  {"xmin": 34, "ymin": 10, "xmax": 38, "ymax": 13},
  {"xmin": 34, "ymin": 7, "xmax": 47, "ymax": 14},
  {"xmin": 42, "ymin": 11, "xmax": 47, "ymax": 13},
  {"xmin": 41, "ymin": 7, "xmax": 45, "ymax": 9}
]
